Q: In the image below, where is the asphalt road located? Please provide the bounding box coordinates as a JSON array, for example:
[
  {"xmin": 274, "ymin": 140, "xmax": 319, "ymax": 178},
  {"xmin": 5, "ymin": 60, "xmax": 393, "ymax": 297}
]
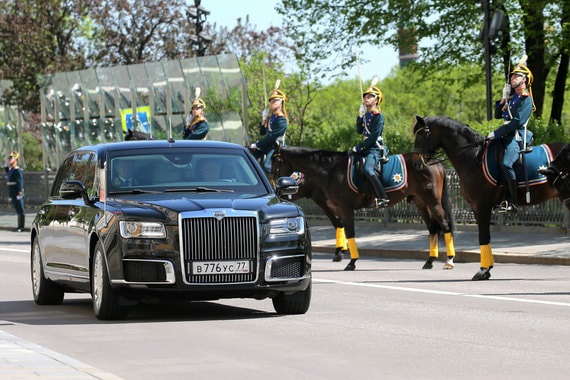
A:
[{"xmin": 2, "ymin": 229, "xmax": 570, "ymax": 379}]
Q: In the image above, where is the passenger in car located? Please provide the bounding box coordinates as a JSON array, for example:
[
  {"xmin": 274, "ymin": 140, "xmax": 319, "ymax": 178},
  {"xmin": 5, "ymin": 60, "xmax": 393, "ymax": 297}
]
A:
[
  {"xmin": 112, "ymin": 160, "xmax": 139, "ymax": 187},
  {"xmin": 197, "ymin": 159, "xmax": 222, "ymax": 182}
]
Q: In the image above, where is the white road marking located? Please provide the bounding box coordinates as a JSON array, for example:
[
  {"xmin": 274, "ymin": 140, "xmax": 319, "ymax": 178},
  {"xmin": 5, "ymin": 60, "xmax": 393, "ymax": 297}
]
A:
[{"xmin": 315, "ymin": 278, "xmax": 570, "ymax": 307}]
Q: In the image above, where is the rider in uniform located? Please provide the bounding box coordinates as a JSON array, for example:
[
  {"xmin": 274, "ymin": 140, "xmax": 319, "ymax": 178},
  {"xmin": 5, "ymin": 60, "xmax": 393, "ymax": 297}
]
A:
[
  {"xmin": 4, "ymin": 151, "xmax": 25, "ymax": 232},
  {"xmin": 488, "ymin": 62, "xmax": 535, "ymax": 213},
  {"xmin": 352, "ymin": 84, "xmax": 389, "ymax": 208},
  {"xmin": 249, "ymin": 84, "xmax": 288, "ymax": 174},
  {"xmin": 183, "ymin": 90, "xmax": 209, "ymax": 140}
]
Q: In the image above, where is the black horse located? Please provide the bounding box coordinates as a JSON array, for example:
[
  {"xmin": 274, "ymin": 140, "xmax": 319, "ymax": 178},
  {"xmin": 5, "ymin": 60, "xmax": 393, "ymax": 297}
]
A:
[
  {"xmin": 539, "ymin": 144, "xmax": 570, "ymax": 208},
  {"xmin": 270, "ymin": 145, "xmax": 457, "ymax": 271},
  {"xmin": 412, "ymin": 115, "xmax": 567, "ymax": 280}
]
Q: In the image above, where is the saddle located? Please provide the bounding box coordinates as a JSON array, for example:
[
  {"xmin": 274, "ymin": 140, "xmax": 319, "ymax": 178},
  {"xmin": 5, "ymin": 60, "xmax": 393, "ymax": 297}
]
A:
[
  {"xmin": 481, "ymin": 141, "xmax": 554, "ymax": 187},
  {"xmin": 347, "ymin": 153, "xmax": 407, "ymax": 193}
]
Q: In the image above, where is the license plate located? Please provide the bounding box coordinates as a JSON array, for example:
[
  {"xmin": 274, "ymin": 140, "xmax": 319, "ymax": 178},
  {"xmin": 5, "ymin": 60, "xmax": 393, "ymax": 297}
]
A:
[{"xmin": 192, "ymin": 260, "xmax": 250, "ymax": 275}]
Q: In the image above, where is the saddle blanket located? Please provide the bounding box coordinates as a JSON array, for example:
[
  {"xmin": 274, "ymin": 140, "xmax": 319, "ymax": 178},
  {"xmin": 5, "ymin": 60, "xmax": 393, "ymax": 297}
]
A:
[
  {"xmin": 482, "ymin": 142, "xmax": 554, "ymax": 187},
  {"xmin": 346, "ymin": 154, "xmax": 407, "ymax": 193}
]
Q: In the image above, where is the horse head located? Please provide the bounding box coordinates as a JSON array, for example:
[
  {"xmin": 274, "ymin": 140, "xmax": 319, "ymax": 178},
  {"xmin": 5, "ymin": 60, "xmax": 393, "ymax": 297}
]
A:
[{"xmin": 412, "ymin": 115, "xmax": 438, "ymax": 166}]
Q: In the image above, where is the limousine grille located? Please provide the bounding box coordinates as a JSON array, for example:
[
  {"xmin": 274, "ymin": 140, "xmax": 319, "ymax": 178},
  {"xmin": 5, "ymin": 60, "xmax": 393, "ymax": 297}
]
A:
[{"xmin": 181, "ymin": 216, "xmax": 258, "ymax": 284}]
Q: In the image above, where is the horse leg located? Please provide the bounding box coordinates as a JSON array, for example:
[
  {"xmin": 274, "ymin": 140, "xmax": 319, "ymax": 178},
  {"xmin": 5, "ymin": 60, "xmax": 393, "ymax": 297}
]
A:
[
  {"xmin": 472, "ymin": 209, "xmax": 494, "ymax": 280},
  {"xmin": 319, "ymin": 204, "xmax": 348, "ymax": 262},
  {"xmin": 422, "ymin": 233, "xmax": 439, "ymax": 269},
  {"xmin": 443, "ymin": 232, "xmax": 456, "ymax": 269},
  {"xmin": 333, "ymin": 227, "xmax": 347, "ymax": 262},
  {"xmin": 342, "ymin": 215, "xmax": 358, "ymax": 271}
]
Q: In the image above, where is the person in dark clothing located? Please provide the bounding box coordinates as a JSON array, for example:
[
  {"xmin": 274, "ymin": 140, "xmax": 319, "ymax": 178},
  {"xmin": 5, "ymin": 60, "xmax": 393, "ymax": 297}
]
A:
[{"xmin": 4, "ymin": 151, "xmax": 25, "ymax": 232}]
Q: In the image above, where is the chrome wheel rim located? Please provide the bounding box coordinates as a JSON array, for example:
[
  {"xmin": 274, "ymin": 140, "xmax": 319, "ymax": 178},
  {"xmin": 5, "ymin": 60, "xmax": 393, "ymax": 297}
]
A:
[
  {"xmin": 31, "ymin": 242, "xmax": 41, "ymax": 298},
  {"xmin": 93, "ymin": 250, "xmax": 103, "ymax": 311}
]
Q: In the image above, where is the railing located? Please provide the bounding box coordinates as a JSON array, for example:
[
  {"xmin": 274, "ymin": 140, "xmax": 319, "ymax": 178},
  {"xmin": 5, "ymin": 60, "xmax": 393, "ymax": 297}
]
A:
[{"xmin": 2, "ymin": 170, "xmax": 568, "ymax": 230}]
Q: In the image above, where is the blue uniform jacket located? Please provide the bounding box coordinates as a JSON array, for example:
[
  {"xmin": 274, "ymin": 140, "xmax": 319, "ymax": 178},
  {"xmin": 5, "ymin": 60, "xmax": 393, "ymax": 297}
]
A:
[
  {"xmin": 5, "ymin": 165, "xmax": 24, "ymax": 198},
  {"xmin": 355, "ymin": 111, "xmax": 384, "ymax": 153},
  {"xmin": 493, "ymin": 93, "xmax": 532, "ymax": 143},
  {"xmin": 256, "ymin": 114, "xmax": 287, "ymax": 154},
  {"xmin": 183, "ymin": 119, "xmax": 209, "ymax": 140}
]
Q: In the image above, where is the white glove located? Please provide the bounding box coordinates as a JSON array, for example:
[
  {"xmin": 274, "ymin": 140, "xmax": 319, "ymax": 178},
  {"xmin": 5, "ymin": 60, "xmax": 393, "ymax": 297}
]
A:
[
  {"xmin": 502, "ymin": 84, "xmax": 511, "ymax": 100},
  {"xmin": 185, "ymin": 114, "xmax": 192, "ymax": 125},
  {"xmin": 16, "ymin": 195, "xmax": 23, "ymax": 200},
  {"xmin": 261, "ymin": 109, "xmax": 269, "ymax": 122},
  {"xmin": 352, "ymin": 145, "xmax": 358, "ymax": 153},
  {"xmin": 359, "ymin": 104, "xmax": 366, "ymax": 118},
  {"xmin": 249, "ymin": 143, "xmax": 257, "ymax": 150},
  {"xmin": 487, "ymin": 132, "xmax": 495, "ymax": 140}
]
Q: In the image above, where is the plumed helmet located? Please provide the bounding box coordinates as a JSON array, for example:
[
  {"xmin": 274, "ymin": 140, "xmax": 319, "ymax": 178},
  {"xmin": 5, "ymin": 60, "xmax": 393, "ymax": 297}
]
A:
[
  {"xmin": 9, "ymin": 151, "xmax": 20, "ymax": 160},
  {"xmin": 269, "ymin": 88, "xmax": 286, "ymax": 102},
  {"xmin": 192, "ymin": 97, "xmax": 206, "ymax": 109},
  {"xmin": 511, "ymin": 64, "xmax": 533, "ymax": 85},
  {"xmin": 363, "ymin": 85, "xmax": 384, "ymax": 104}
]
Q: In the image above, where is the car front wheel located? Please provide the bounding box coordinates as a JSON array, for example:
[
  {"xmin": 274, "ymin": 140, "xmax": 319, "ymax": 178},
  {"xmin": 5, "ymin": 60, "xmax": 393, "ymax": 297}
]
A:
[
  {"xmin": 92, "ymin": 241, "xmax": 128, "ymax": 320},
  {"xmin": 31, "ymin": 236, "xmax": 64, "ymax": 305},
  {"xmin": 272, "ymin": 281, "xmax": 311, "ymax": 315}
]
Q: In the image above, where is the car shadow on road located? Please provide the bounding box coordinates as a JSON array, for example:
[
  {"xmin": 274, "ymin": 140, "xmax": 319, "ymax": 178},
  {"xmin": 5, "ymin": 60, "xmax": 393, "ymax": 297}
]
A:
[{"xmin": 0, "ymin": 298, "xmax": 278, "ymax": 325}]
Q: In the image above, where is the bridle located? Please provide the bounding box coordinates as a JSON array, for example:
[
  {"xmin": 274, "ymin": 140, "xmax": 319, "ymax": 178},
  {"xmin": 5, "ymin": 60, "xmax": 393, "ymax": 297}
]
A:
[{"xmin": 413, "ymin": 124, "xmax": 485, "ymax": 167}]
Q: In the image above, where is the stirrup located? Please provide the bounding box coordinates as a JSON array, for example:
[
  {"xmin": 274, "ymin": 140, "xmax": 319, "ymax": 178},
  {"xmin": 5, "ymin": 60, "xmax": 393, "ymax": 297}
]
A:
[
  {"xmin": 498, "ymin": 200, "xmax": 517, "ymax": 213},
  {"xmin": 371, "ymin": 198, "xmax": 389, "ymax": 208}
]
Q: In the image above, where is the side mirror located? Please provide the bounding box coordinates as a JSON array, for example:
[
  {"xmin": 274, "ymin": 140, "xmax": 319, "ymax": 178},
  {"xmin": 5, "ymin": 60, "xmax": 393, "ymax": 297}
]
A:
[
  {"xmin": 275, "ymin": 176, "xmax": 299, "ymax": 197},
  {"xmin": 60, "ymin": 180, "xmax": 91, "ymax": 204}
]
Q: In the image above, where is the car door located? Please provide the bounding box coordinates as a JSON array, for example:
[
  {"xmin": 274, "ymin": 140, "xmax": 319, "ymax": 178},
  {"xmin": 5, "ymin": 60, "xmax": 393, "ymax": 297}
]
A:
[{"xmin": 51, "ymin": 151, "xmax": 96, "ymax": 284}]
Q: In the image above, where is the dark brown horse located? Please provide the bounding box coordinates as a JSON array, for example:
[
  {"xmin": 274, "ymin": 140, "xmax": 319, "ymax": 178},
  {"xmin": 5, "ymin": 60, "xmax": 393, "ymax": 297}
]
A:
[
  {"xmin": 412, "ymin": 115, "xmax": 567, "ymax": 280},
  {"xmin": 539, "ymin": 143, "xmax": 570, "ymax": 208},
  {"xmin": 270, "ymin": 145, "xmax": 457, "ymax": 271}
]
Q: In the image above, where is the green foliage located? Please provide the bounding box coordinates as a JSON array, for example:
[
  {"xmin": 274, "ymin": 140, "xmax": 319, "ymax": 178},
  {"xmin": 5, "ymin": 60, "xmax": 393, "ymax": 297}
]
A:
[{"xmin": 22, "ymin": 132, "xmax": 43, "ymax": 171}]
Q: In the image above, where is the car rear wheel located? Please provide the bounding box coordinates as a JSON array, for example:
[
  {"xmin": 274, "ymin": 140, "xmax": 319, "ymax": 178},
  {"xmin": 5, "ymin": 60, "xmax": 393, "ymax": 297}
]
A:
[
  {"xmin": 31, "ymin": 236, "xmax": 64, "ymax": 305},
  {"xmin": 92, "ymin": 241, "xmax": 128, "ymax": 320},
  {"xmin": 272, "ymin": 280, "xmax": 311, "ymax": 315}
]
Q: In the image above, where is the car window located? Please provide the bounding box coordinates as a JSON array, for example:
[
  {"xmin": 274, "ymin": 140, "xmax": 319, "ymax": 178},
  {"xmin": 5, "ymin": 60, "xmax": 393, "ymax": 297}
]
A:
[
  {"xmin": 51, "ymin": 151, "xmax": 95, "ymax": 197},
  {"xmin": 107, "ymin": 150, "xmax": 266, "ymax": 195}
]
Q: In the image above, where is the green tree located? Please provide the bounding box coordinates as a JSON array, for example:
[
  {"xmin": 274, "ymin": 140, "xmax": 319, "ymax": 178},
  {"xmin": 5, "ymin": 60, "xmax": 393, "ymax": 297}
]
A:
[{"xmin": 277, "ymin": 0, "xmax": 569, "ymax": 123}]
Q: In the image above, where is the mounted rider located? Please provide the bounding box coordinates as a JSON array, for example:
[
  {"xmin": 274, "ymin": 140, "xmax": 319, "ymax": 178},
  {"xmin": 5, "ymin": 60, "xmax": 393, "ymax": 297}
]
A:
[
  {"xmin": 183, "ymin": 88, "xmax": 209, "ymax": 140},
  {"xmin": 352, "ymin": 83, "xmax": 389, "ymax": 208},
  {"xmin": 488, "ymin": 59, "xmax": 536, "ymax": 213},
  {"xmin": 249, "ymin": 82, "xmax": 288, "ymax": 174}
]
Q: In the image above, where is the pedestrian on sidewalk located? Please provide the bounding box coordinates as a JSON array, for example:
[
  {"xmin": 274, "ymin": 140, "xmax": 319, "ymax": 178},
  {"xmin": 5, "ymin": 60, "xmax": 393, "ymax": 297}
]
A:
[{"xmin": 4, "ymin": 151, "xmax": 25, "ymax": 232}]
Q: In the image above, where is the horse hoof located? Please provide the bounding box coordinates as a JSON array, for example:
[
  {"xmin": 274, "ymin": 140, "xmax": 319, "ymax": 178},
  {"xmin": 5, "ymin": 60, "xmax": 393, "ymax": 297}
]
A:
[
  {"xmin": 344, "ymin": 264, "xmax": 356, "ymax": 271},
  {"xmin": 472, "ymin": 268, "xmax": 491, "ymax": 281},
  {"xmin": 422, "ymin": 257, "xmax": 435, "ymax": 269},
  {"xmin": 443, "ymin": 263, "xmax": 455, "ymax": 270},
  {"xmin": 332, "ymin": 252, "xmax": 343, "ymax": 262}
]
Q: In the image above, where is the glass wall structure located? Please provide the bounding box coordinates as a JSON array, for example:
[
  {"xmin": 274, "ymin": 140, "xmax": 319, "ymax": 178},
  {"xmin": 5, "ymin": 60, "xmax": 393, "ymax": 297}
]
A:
[
  {"xmin": 38, "ymin": 54, "xmax": 248, "ymax": 170},
  {"xmin": 0, "ymin": 79, "xmax": 23, "ymax": 166}
]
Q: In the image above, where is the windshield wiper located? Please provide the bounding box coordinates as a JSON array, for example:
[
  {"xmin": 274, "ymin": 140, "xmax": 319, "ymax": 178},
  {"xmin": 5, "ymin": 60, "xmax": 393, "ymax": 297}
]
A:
[
  {"xmin": 108, "ymin": 189, "xmax": 160, "ymax": 195},
  {"xmin": 165, "ymin": 187, "xmax": 234, "ymax": 193}
]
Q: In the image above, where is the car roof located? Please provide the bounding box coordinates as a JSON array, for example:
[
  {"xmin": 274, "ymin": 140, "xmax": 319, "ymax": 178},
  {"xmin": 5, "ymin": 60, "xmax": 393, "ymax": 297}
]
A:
[{"xmin": 70, "ymin": 139, "xmax": 246, "ymax": 155}]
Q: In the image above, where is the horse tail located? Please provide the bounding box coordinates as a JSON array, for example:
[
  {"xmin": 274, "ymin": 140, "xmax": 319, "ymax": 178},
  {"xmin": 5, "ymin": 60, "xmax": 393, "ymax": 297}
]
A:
[{"xmin": 441, "ymin": 168, "xmax": 456, "ymax": 234}]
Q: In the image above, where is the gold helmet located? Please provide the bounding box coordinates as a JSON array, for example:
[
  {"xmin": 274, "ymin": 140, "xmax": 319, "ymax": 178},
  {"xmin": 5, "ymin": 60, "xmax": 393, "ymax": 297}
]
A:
[
  {"xmin": 269, "ymin": 88, "xmax": 286, "ymax": 102},
  {"xmin": 363, "ymin": 85, "xmax": 384, "ymax": 104},
  {"xmin": 192, "ymin": 97, "xmax": 206, "ymax": 109},
  {"xmin": 9, "ymin": 151, "xmax": 20, "ymax": 160},
  {"xmin": 511, "ymin": 64, "xmax": 533, "ymax": 85}
]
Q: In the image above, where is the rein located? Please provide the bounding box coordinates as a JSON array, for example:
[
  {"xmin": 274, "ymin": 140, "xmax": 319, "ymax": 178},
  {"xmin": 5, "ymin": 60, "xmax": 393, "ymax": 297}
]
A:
[{"xmin": 414, "ymin": 125, "xmax": 484, "ymax": 166}]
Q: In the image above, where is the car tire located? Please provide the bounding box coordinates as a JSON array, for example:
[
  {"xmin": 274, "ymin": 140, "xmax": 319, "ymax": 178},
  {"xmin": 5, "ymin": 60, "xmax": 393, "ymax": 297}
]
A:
[
  {"xmin": 272, "ymin": 280, "xmax": 311, "ymax": 315},
  {"xmin": 31, "ymin": 236, "xmax": 64, "ymax": 305},
  {"xmin": 92, "ymin": 241, "xmax": 128, "ymax": 320}
]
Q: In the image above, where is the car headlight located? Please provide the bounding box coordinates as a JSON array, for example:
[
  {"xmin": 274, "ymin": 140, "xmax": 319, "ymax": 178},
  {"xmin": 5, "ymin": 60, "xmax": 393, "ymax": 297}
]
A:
[
  {"xmin": 268, "ymin": 217, "xmax": 305, "ymax": 235},
  {"xmin": 119, "ymin": 221, "xmax": 166, "ymax": 238}
]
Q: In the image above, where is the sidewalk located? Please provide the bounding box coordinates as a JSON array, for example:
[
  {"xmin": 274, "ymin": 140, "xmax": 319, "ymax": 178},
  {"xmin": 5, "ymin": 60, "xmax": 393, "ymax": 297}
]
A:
[{"xmin": 308, "ymin": 220, "xmax": 570, "ymax": 266}]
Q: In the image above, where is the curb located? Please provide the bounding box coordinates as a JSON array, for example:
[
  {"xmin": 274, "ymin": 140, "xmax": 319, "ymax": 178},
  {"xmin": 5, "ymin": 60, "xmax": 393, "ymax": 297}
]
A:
[{"xmin": 313, "ymin": 246, "xmax": 570, "ymax": 267}]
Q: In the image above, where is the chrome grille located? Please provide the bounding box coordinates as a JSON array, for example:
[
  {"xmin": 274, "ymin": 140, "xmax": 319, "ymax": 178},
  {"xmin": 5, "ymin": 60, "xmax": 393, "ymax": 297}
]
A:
[{"xmin": 181, "ymin": 215, "xmax": 258, "ymax": 284}]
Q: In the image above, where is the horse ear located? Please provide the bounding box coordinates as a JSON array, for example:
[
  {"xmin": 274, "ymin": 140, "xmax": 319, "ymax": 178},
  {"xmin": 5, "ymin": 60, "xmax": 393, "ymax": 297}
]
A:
[{"xmin": 412, "ymin": 115, "xmax": 422, "ymax": 129}]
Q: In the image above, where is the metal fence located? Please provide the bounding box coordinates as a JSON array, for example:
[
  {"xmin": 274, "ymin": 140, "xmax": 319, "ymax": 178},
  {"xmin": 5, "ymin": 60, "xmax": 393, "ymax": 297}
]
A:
[{"xmin": 2, "ymin": 169, "xmax": 568, "ymax": 231}]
